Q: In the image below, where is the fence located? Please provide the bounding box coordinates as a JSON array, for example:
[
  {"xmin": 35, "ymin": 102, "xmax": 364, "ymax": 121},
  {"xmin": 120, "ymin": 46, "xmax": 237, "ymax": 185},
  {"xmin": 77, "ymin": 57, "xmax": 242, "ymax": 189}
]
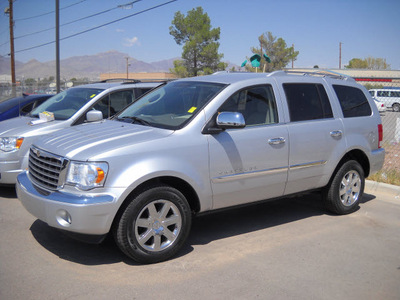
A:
[
  {"xmin": 370, "ymin": 109, "xmax": 400, "ymax": 185},
  {"xmin": 0, "ymin": 80, "xmax": 92, "ymax": 101}
]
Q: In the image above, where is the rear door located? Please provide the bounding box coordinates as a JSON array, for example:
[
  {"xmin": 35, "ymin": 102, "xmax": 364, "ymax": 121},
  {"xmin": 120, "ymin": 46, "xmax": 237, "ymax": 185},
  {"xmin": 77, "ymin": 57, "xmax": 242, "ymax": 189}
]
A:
[{"xmin": 279, "ymin": 81, "xmax": 347, "ymax": 194}]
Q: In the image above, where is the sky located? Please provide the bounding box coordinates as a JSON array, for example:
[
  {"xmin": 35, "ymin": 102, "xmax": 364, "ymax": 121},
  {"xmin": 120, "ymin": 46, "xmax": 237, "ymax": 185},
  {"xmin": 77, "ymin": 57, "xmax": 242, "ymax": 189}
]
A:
[{"xmin": 0, "ymin": 0, "xmax": 400, "ymax": 70}]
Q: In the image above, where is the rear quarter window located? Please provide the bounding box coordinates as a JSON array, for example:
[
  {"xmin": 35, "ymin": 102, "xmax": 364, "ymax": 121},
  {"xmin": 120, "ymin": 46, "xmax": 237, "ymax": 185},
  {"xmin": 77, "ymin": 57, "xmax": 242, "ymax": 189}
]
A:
[{"xmin": 333, "ymin": 85, "xmax": 372, "ymax": 118}]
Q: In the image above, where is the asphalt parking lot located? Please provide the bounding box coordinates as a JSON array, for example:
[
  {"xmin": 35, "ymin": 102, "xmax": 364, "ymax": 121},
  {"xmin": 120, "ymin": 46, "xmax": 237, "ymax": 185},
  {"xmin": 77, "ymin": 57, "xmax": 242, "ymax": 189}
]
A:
[{"xmin": 1, "ymin": 182, "xmax": 399, "ymax": 300}]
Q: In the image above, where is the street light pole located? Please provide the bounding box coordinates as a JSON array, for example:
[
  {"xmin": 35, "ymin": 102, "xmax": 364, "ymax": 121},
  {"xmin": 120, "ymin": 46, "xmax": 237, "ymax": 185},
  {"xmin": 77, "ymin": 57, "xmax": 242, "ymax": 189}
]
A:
[
  {"xmin": 339, "ymin": 42, "xmax": 343, "ymax": 69},
  {"xmin": 55, "ymin": 0, "xmax": 60, "ymax": 93}
]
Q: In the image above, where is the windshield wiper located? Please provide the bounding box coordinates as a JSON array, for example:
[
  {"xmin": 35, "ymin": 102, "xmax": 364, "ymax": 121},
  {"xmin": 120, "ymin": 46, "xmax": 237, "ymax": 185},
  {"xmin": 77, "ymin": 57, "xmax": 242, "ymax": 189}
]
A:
[{"xmin": 118, "ymin": 116, "xmax": 151, "ymax": 126}]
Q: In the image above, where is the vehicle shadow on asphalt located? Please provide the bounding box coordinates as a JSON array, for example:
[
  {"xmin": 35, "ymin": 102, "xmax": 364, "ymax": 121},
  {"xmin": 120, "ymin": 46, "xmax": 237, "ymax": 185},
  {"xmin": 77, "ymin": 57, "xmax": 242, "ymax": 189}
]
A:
[
  {"xmin": 0, "ymin": 186, "xmax": 17, "ymax": 198},
  {"xmin": 28, "ymin": 192, "xmax": 376, "ymax": 266}
]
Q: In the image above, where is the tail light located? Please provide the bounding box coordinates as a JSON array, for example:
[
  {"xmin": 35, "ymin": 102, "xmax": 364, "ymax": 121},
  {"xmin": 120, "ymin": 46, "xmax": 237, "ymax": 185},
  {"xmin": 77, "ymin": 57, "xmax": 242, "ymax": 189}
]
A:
[{"xmin": 378, "ymin": 124, "xmax": 383, "ymax": 148}]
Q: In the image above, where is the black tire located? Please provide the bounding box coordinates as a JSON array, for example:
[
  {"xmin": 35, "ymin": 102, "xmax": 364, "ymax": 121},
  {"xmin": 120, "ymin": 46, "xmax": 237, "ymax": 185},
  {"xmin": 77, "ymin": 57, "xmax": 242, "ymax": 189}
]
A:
[
  {"xmin": 323, "ymin": 160, "xmax": 365, "ymax": 215},
  {"xmin": 392, "ymin": 103, "xmax": 400, "ymax": 112},
  {"xmin": 114, "ymin": 185, "xmax": 191, "ymax": 264}
]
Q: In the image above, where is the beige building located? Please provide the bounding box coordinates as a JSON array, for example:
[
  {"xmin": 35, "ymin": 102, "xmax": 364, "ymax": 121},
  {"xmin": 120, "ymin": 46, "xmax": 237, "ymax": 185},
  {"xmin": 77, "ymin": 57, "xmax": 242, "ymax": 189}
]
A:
[
  {"xmin": 285, "ymin": 68, "xmax": 400, "ymax": 87},
  {"xmin": 100, "ymin": 72, "xmax": 177, "ymax": 82}
]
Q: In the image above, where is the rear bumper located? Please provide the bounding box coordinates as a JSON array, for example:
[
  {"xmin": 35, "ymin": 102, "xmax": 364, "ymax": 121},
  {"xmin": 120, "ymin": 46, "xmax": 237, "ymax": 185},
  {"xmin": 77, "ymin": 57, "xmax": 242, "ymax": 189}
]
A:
[{"xmin": 370, "ymin": 148, "xmax": 385, "ymax": 175}]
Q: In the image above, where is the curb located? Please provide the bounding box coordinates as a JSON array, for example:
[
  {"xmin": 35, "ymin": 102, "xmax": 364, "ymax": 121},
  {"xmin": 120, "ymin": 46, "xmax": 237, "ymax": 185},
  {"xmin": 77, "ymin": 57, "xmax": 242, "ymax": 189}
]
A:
[{"xmin": 365, "ymin": 180, "xmax": 400, "ymax": 197}]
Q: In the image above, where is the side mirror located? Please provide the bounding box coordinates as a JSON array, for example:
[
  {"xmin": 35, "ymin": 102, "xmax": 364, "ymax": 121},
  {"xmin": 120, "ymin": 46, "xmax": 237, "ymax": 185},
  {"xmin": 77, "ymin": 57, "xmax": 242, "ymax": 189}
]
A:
[
  {"xmin": 86, "ymin": 110, "xmax": 103, "ymax": 122},
  {"xmin": 216, "ymin": 112, "xmax": 246, "ymax": 129}
]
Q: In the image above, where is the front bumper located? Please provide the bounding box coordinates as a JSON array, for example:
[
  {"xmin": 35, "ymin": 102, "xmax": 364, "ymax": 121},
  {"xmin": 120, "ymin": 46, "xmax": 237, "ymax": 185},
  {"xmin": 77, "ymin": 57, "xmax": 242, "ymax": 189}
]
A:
[
  {"xmin": 0, "ymin": 159, "xmax": 22, "ymax": 185},
  {"xmin": 16, "ymin": 171, "xmax": 120, "ymax": 236}
]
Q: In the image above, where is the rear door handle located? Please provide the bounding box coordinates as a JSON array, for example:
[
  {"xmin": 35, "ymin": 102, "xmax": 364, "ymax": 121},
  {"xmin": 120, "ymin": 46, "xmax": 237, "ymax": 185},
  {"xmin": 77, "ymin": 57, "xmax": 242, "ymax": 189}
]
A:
[
  {"xmin": 268, "ymin": 137, "xmax": 286, "ymax": 145},
  {"xmin": 330, "ymin": 130, "xmax": 342, "ymax": 138}
]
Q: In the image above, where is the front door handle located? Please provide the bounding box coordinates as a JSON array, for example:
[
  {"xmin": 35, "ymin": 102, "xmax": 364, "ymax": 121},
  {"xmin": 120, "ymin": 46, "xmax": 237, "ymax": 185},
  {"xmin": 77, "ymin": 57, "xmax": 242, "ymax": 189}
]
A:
[
  {"xmin": 268, "ymin": 137, "xmax": 286, "ymax": 145},
  {"xmin": 330, "ymin": 130, "xmax": 343, "ymax": 138}
]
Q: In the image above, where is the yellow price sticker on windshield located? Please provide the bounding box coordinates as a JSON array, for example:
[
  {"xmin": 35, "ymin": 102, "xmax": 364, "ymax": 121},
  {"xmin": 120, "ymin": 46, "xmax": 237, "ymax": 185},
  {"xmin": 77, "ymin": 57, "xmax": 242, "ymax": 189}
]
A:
[
  {"xmin": 188, "ymin": 107, "xmax": 197, "ymax": 113},
  {"xmin": 90, "ymin": 94, "xmax": 96, "ymax": 98}
]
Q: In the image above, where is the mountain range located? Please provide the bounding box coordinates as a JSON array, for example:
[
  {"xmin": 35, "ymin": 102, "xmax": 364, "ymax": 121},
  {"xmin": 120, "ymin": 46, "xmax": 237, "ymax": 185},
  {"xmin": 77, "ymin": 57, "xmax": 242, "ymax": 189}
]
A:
[{"xmin": 0, "ymin": 50, "xmax": 180, "ymax": 80}]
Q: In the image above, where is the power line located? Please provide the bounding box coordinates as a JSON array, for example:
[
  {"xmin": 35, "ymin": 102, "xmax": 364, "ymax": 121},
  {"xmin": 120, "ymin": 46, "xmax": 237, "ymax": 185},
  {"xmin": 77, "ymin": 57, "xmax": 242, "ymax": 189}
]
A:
[
  {"xmin": 14, "ymin": 0, "xmax": 87, "ymax": 21},
  {"xmin": 14, "ymin": 0, "xmax": 143, "ymax": 41},
  {"xmin": 13, "ymin": 0, "xmax": 177, "ymax": 55}
]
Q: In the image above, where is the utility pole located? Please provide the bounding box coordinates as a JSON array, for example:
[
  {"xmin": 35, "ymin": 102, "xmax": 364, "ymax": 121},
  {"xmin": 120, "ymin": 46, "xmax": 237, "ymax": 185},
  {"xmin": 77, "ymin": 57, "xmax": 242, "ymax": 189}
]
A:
[
  {"xmin": 6, "ymin": 0, "xmax": 16, "ymax": 97},
  {"xmin": 55, "ymin": 0, "xmax": 60, "ymax": 93},
  {"xmin": 125, "ymin": 57, "xmax": 130, "ymax": 79},
  {"xmin": 339, "ymin": 42, "xmax": 343, "ymax": 69}
]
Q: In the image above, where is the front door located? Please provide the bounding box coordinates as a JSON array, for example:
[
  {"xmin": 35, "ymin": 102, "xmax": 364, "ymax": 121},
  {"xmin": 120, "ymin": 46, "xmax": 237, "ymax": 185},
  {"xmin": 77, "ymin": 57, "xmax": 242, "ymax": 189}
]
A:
[{"xmin": 207, "ymin": 84, "xmax": 289, "ymax": 210}]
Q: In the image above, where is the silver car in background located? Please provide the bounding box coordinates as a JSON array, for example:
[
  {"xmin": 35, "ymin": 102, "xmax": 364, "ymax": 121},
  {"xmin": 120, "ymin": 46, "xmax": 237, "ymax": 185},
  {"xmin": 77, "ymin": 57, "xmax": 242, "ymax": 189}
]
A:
[{"xmin": 0, "ymin": 80, "xmax": 160, "ymax": 185}]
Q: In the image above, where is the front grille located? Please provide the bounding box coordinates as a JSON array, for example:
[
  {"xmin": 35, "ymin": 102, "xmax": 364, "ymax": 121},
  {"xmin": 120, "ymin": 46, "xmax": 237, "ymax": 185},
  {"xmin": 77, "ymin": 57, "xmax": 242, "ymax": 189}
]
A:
[{"xmin": 28, "ymin": 146, "xmax": 69, "ymax": 190}]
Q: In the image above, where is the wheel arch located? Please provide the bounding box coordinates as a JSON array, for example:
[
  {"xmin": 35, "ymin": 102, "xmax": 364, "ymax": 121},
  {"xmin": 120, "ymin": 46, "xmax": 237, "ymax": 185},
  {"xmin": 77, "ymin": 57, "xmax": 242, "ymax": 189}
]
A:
[
  {"xmin": 111, "ymin": 176, "xmax": 201, "ymax": 232},
  {"xmin": 330, "ymin": 149, "xmax": 370, "ymax": 184}
]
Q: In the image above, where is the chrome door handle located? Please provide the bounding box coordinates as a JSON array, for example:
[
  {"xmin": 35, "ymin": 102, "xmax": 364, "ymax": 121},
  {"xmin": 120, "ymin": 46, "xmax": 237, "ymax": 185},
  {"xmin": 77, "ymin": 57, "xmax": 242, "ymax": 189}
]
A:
[
  {"xmin": 268, "ymin": 137, "xmax": 286, "ymax": 145},
  {"xmin": 330, "ymin": 130, "xmax": 342, "ymax": 138}
]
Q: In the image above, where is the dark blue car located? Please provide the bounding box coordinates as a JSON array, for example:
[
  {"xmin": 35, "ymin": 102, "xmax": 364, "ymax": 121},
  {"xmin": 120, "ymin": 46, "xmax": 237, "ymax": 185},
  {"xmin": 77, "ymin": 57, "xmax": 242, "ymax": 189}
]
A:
[{"xmin": 0, "ymin": 94, "xmax": 52, "ymax": 122}]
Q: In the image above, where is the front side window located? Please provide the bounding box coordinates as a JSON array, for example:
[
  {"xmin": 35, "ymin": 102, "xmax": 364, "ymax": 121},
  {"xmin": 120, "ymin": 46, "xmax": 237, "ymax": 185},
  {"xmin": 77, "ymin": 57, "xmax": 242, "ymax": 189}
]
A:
[
  {"xmin": 219, "ymin": 85, "xmax": 278, "ymax": 126},
  {"xmin": 30, "ymin": 88, "xmax": 104, "ymax": 120},
  {"xmin": 117, "ymin": 81, "xmax": 227, "ymax": 129},
  {"xmin": 333, "ymin": 85, "xmax": 372, "ymax": 118},
  {"xmin": 283, "ymin": 83, "xmax": 333, "ymax": 122},
  {"xmin": 93, "ymin": 90, "xmax": 134, "ymax": 118}
]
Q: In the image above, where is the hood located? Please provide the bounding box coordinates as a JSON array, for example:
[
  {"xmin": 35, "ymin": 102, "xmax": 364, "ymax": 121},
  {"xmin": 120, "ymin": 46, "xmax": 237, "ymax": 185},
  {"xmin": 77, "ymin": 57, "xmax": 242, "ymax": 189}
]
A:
[
  {"xmin": 34, "ymin": 119, "xmax": 174, "ymax": 160},
  {"xmin": 0, "ymin": 116, "xmax": 63, "ymax": 137}
]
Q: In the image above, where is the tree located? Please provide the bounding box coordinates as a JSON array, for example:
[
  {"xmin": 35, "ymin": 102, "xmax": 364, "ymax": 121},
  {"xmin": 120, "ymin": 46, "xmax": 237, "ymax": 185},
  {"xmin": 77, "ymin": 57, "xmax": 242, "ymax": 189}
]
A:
[
  {"xmin": 346, "ymin": 58, "xmax": 368, "ymax": 69},
  {"xmin": 169, "ymin": 60, "xmax": 189, "ymax": 78},
  {"xmin": 169, "ymin": 7, "xmax": 227, "ymax": 77},
  {"xmin": 248, "ymin": 32, "xmax": 299, "ymax": 72},
  {"xmin": 346, "ymin": 57, "xmax": 390, "ymax": 70}
]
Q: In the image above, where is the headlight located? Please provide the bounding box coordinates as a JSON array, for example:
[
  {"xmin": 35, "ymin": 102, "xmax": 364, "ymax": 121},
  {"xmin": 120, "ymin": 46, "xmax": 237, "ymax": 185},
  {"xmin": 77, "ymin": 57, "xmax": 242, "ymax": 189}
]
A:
[
  {"xmin": 66, "ymin": 161, "xmax": 108, "ymax": 190},
  {"xmin": 0, "ymin": 137, "xmax": 24, "ymax": 152}
]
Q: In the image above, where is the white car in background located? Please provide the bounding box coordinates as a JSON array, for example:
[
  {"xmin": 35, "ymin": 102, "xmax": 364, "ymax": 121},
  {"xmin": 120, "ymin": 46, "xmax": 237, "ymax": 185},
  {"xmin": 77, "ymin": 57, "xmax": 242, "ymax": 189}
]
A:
[{"xmin": 373, "ymin": 97, "xmax": 386, "ymax": 113}]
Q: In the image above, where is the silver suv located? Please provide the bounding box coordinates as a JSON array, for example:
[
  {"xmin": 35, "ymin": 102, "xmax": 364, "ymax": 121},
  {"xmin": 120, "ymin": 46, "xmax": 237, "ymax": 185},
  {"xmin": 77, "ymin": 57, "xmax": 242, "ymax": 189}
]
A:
[
  {"xmin": 0, "ymin": 80, "xmax": 161, "ymax": 185},
  {"xmin": 17, "ymin": 71, "xmax": 385, "ymax": 263}
]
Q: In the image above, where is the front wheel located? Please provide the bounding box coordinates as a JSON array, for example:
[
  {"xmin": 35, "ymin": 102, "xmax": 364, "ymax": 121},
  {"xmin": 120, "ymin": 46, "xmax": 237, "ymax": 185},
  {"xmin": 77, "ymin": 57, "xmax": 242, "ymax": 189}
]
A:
[
  {"xmin": 323, "ymin": 160, "xmax": 365, "ymax": 215},
  {"xmin": 114, "ymin": 185, "xmax": 192, "ymax": 264}
]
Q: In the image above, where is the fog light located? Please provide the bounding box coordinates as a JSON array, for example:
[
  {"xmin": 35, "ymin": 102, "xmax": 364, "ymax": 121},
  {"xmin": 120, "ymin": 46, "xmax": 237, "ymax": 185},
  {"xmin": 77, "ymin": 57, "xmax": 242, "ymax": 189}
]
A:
[{"xmin": 56, "ymin": 210, "xmax": 72, "ymax": 227}]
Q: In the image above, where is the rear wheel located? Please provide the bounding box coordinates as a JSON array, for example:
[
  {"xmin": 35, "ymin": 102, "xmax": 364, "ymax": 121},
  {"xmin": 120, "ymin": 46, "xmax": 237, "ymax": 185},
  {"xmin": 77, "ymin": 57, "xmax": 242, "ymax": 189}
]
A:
[
  {"xmin": 323, "ymin": 160, "xmax": 365, "ymax": 215},
  {"xmin": 392, "ymin": 103, "xmax": 400, "ymax": 112},
  {"xmin": 114, "ymin": 185, "xmax": 191, "ymax": 263}
]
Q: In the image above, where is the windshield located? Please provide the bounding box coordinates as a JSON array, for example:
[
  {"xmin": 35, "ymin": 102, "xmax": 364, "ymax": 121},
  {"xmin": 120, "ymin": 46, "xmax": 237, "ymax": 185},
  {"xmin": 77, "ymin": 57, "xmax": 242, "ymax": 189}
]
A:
[
  {"xmin": 30, "ymin": 87, "xmax": 104, "ymax": 120},
  {"xmin": 117, "ymin": 81, "xmax": 226, "ymax": 129}
]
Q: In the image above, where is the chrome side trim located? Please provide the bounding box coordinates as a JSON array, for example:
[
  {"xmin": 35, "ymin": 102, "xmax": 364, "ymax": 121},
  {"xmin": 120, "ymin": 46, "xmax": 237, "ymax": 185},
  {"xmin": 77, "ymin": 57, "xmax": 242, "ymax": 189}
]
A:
[
  {"xmin": 289, "ymin": 160, "xmax": 327, "ymax": 170},
  {"xmin": 212, "ymin": 166, "xmax": 288, "ymax": 183},
  {"xmin": 212, "ymin": 160, "xmax": 327, "ymax": 183}
]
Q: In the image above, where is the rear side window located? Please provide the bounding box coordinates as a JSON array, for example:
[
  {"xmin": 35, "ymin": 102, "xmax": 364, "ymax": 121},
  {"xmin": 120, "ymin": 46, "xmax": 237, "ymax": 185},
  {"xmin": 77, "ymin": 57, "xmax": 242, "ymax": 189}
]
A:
[
  {"xmin": 333, "ymin": 85, "xmax": 372, "ymax": 118},
  {"xmin": 283, "ymin": 83, "xmax": 333, "ymax": 122}
]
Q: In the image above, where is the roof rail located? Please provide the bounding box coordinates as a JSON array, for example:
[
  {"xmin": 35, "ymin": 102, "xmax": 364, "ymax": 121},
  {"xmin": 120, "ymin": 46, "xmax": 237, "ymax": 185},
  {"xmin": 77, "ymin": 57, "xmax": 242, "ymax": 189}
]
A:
[
  {"xmin": 98, "ymin": 78, "xmax": 141, "ymax": 84},
  {"xmin": 269, "ymin": 70, "xmax": 355, "ymax": 81}
]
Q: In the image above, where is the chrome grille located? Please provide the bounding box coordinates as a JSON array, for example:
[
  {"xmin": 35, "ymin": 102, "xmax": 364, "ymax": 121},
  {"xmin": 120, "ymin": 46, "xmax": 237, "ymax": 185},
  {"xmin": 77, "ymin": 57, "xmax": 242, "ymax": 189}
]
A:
[{"xmin": 28, "ymin": 146, "xmax": 69, "ymax": 190}]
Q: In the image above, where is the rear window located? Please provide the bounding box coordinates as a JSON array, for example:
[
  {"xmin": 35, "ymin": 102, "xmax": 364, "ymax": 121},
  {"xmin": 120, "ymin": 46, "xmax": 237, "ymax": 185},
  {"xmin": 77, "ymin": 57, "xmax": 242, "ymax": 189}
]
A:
[{"xmin": 333, "ymin": 85, "xmax": 371, "ymax": 118}]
